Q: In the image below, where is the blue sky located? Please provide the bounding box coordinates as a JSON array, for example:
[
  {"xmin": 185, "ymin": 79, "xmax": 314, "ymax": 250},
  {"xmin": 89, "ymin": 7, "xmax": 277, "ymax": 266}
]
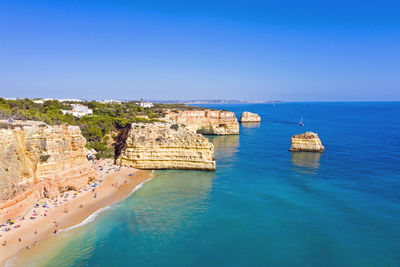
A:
[{"xmin": 0, "ymin": 0, "xmax": 399, "ymax": 101}]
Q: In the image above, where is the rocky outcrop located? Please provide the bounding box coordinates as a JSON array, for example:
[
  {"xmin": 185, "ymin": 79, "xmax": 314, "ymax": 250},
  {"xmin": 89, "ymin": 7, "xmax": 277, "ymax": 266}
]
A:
[
  {"xmin": 116, "ymin": 122, "xmax": 216, "ymax": 170},
  {"xmin": 239, "ymin": 111, "xmax": 261, "ymax": 122},
  {"xmin": 289, "ymin": 132, "xmax": 325, "ymax": 152},
  {"xmin": 0, "ymin": 121, "xmax": 97, "ymax": 220},
  {"xmin": 164, "ymin": 110, "xmax": 239, "ymax": 135}
]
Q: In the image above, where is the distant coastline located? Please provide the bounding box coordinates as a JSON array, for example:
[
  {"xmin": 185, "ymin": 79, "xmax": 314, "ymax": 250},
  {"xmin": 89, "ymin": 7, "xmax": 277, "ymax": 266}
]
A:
[
  {"xmin": 140, "ymin": 100, "xmax": 286, "ymax": 105},
  {"xmin": 2, "ymin": 97, "xmax": 285, "ymax": 105}
]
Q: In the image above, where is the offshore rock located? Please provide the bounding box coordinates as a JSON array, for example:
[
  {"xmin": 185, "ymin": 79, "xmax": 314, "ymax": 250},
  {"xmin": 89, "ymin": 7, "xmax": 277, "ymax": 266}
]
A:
[
  {"xmin": 116, "ymin": 122, "xmax": 216, "ymax": 170},
  {"xmin": 0, "ymin": 121, "xmax": 97, "ymax": 220},
  {"xmin": 289, "ymin": 132, "xmax": 325, "ymax": 152},
  {"xmin": 164, "ymin": 109, "xmax": 239, "ymax": 135},
  {"xmin": 239, "ymin": 111, "xmax": 261, "ymax": 122}
]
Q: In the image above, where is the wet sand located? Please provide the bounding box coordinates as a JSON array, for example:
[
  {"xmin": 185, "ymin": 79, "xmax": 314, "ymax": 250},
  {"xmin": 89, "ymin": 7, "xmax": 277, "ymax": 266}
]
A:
[{"xmin": 0, "ymin": 160, "xmax": 151, "ymax": 266}]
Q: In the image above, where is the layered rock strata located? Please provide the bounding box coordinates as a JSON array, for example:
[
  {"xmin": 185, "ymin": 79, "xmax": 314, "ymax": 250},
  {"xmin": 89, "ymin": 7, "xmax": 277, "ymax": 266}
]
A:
[
  {"xmin": 289, "ymin": 132, "xmax": 325, "ymax": 152},
  {"xmin": 164, "ymin": 110, "xmax": 239, "ymax": 135},
  {"xmin": 116, "ymin": 122, "xmax": 216, "ymax": 170},
  {"xmin": 239, "ymin": 111, "xmax": 261, "ymax": 122},
  {"xmin": 0, "ymin": 122, "xmax": 97, "ymax": 220}
]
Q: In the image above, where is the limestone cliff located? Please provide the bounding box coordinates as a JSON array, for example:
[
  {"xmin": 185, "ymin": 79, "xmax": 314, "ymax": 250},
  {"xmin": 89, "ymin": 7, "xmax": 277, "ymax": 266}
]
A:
[
  {"xmin": 289, "ymin": 132, "xmax": 325, "ymax": 152},
  {"xmin": 0, "ymin": 121, "xmax": 97, "ymax": 220},
  {"xmin": 116, "ymin": 122, "xmax": 216, "ymax": 170},
  {"xmin": 164, "ymin": 109, "xmax": 239, "ymax": 135},
  {"xmin": 239, "ymin": 111, "xmax": 261, "ymax": 122}
]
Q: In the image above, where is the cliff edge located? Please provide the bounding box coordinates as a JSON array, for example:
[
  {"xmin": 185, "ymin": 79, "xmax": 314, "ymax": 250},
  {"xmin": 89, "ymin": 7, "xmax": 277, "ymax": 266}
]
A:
[
  {"xmin": 116, "ymin": 122, "xmax": 216, "ymax": 170},
  {"xmin": 0, "ymin": 121, "xmax": 97, "ymax": 220},
  {"xmin": 164, "ymin": 109, "xmax": 239, "ymax": 135}
]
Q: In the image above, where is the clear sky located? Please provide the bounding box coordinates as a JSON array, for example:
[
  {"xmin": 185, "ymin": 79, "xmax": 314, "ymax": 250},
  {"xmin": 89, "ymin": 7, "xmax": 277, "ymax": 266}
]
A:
[{"xmin": 0, "ymin": 0, "xmax": 399, "ymax": 101}]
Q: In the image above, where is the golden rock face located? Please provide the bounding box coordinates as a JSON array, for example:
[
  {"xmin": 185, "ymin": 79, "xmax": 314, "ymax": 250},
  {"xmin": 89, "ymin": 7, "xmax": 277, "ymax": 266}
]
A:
[
  {"xmin": 164, "ymin": 110, "xmax": 239, "ymax": 135},
  {"xmin": 239, "ymin": 111, "xmax": 261, "ymax": 122},
  {"xmin": 289, "ymin": 132, "xmax": 325, "ymax": 152},
  {"xmin": 116, "ymin": 122, "xmax": 216, "ymax": 171},
  {"xmin": 0, "ymin": 122, "xmax": 97, "ymax": 220}
]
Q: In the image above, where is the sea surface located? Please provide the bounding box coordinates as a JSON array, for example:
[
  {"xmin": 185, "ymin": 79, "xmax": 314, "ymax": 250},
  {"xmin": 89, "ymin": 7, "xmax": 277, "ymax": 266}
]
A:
[{"xmin": 9, "ymin": 103, "xmax": 400, "ymax": 266}]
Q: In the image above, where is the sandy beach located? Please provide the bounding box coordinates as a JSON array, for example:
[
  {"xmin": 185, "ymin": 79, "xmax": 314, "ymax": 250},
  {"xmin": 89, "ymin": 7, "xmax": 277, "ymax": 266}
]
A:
[{"xmin": 0, "ymin": 160, "xmax": 151, "ymax": 266}]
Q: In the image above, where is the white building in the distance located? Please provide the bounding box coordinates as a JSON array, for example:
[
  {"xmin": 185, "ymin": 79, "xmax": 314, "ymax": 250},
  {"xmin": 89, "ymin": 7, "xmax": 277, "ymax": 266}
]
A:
[
  {"xmin": 137, "ymin": 102, "xmax": 153, "ymax": 108},
  {"xmin": 59, "ymin": 99, "xmax": 83, "ymax": 102},
  {"xmin": 62, "ymin": 104, "xmax": 93, "ymax": 117},
  {"xmin": 97, "ymin": 99, "xmax": 121, "ymax": 104}
]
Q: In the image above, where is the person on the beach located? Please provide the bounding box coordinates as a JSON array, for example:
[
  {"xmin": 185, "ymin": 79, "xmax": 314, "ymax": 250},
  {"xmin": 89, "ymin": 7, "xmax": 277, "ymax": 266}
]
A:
[{"xmin": 18, "ymin": 237, "xmax": 21, "ymax": 242}]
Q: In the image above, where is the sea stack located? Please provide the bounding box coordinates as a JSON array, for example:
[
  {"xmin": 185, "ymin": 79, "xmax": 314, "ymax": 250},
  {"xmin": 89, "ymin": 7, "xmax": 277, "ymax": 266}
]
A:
[
  {"xmin": 239, "ymin": 111, "xmax": 261, "ymax": 123},
  {"xmin": 289, "ymin": 132, "xmax": 325, "ymax": 152},
  {"xmin": 116, "ymin": 122, "xmax": 216, "ymax": 171}
]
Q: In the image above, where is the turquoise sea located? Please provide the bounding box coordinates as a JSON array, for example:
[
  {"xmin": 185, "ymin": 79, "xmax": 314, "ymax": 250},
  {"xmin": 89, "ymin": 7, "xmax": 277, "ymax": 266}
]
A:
[{"xmin": 9, "ymin": 103, "xmax": 400, "ymax": 266}]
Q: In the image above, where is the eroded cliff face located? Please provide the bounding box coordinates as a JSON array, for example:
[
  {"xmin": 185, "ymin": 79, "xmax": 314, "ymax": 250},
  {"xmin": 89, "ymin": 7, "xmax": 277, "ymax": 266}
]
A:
[
  {"xmin": 289, "ymin": 132, "xmax": 325, "ymax": 152},
  {"xmin": 0, "ymin": 122, "xmax": 97, "ymax": 220},
  {"xmin": 164, "ymin": 110, "xmax": 239, "ymax": 135},
  {"xmin": 239, "ymin": 111, "xmax": 261, "ymax": 122},
  {"xmin": 116, "ymin": 122, "xmax": 216, "ymax": 170}
]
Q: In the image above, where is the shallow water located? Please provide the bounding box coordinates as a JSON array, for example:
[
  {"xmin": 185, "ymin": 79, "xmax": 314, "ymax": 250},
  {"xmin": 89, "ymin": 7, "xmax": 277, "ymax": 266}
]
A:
[{"xmin": 10, "ymin": 103, "xmax": 400, "ymax": 266}]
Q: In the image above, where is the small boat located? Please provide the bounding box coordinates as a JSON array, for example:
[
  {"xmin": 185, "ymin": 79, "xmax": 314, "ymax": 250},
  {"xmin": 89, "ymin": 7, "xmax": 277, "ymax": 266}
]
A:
[{"xmin": 299, "ymin": 117, "xmax": 304, "ymax": 126}]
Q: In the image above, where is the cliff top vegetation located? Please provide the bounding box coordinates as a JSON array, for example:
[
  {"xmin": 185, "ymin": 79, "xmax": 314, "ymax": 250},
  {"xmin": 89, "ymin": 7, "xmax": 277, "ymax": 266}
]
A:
[{"xmin": 0, "ymin": 98, "xmax": 158, "ymax": 158}]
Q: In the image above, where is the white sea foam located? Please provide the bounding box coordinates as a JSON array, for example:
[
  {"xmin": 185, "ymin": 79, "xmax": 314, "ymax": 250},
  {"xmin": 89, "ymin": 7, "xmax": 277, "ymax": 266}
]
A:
[
  {"xmin": 5, "ymin": 256, "xmax": 16, "ymax": 267},
  {"xmin": 127, "ymin": 177, "xmax": 153, "ymax": 198},
  {"xmin": 59, "ymin": 205, "xmax": 111, "ymax": 233},
  {"xmin": 60, "ymin": 176, "xmax": 153, "ymax": 233}
]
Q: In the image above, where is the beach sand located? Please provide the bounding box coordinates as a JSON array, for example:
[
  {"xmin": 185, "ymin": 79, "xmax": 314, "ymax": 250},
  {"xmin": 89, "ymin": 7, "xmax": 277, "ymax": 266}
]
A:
[{"xmin": 0, "ymin": 160, "xmax": 151, "ymax": 266}]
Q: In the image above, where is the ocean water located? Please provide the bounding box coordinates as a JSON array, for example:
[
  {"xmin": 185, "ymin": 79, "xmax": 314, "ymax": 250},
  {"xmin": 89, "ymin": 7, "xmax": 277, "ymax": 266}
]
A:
[{"xmin": 10, "ymin": 102, "xmax": 400, "ymax": 266}]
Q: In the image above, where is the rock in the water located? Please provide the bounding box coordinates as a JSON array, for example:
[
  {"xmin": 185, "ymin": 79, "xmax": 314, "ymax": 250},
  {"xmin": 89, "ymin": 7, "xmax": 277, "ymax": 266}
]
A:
[
  {"xmin": 0, "ymin": 121, "xmax": 97, "ymax": 220},
  {"xmin": 116, "ymin": 122, "xmax": 216, "ymax": 171},
  {"xmin": 289, "ymin": 132, "xmax": 325, "ymax": 152},
  {"xmin": 239, "ymin": 111, "xmax": 261, "ymax": 122},
  {"xmin": 164, "ymin": 109, "xmax": 239, "ymax": 135}
]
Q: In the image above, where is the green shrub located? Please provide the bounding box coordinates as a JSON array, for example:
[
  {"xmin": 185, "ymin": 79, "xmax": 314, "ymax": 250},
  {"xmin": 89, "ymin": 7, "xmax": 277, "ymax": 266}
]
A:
[{"xmin": 40, "ymin": 155, "xmax": 51, "ymax": 162}]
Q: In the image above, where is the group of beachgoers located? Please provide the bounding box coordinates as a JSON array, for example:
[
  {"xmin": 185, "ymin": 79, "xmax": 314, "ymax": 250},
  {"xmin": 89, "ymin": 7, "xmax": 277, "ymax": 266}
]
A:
[{"xmin": 0, "ymin": 161, "xmax": 127, "ymax": 250}]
